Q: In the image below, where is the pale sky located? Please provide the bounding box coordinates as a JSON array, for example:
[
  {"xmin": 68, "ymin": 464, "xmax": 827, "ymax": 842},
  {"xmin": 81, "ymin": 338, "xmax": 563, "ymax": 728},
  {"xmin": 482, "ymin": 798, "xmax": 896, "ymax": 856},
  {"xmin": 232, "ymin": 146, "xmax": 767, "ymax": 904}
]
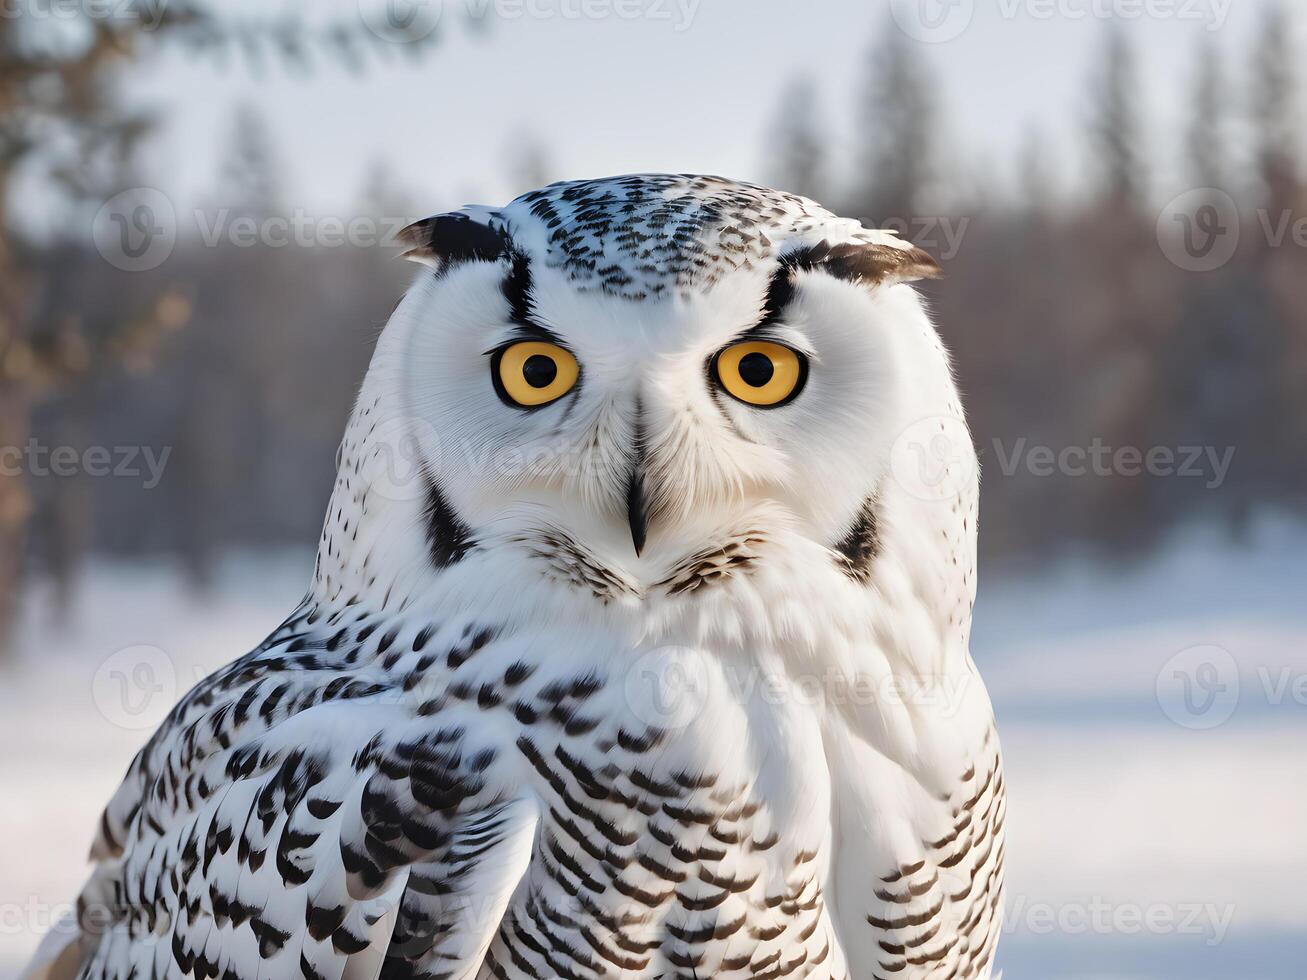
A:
[{"xmin": 49, "ymin": 0, "xmax": 1307, "ymax": 223}]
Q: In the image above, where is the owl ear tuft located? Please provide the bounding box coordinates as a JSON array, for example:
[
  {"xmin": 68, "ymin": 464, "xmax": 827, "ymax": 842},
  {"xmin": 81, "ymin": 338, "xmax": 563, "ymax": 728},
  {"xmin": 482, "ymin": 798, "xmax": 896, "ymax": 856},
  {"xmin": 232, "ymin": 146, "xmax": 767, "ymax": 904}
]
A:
[
  {"xmin": 785, "ymin": 240, "xmax": 943, "ymax": 287},
  {"xmin": 397, "ymin": 213, "xmax": 510, "ymax": 270}
]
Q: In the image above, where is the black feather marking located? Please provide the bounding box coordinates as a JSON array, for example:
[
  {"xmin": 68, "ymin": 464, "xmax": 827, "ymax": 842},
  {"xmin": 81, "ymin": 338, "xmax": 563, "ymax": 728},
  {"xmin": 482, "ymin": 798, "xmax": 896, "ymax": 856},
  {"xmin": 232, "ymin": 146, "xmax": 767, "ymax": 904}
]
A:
[
  {"xmin": 781, "ymin": 239, "xmax": 941, "ymax": 288},
  {"xmin": 331, "ymin": 926, "xmax": 371, "ymax": 955},
  {"xmin": 421, "ymin": 471, "xmax": 474, "ymax": 569},
  {"xmin": 306, "ymin": 903, "xmax": 347, "ymax": 941},
  {"xmin": 503, "ymin": 661, "xmax": 536, "ymax": 687},
  {"xmin": 306, "ymin": 797, "xmax": 341, "ymax": 820},
  {"xmin": 502, "ymin": 251, "xmax": 535, "ymax": 327},
  {"xmin": 834, "ymin": 494, "xmax": 881, "ymax": 582},
  {"xmin": 300, "ymin": 953, "xmax": 329, "ymax": 980},
  {"xmin": 399, "ymin": 213, "xmax": 510, "ymax": 270},
  {"xmin": 759, "ymin": 260, "xmax": 799, "ymax": 326}
]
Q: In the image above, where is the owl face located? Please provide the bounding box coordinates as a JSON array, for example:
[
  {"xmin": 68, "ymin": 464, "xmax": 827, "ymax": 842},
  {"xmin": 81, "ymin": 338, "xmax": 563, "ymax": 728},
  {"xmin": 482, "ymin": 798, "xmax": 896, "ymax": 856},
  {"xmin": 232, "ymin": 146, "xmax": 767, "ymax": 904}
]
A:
[{"xmin": 379, "ymin": 177, "xmax": 949, "ymax": 570}]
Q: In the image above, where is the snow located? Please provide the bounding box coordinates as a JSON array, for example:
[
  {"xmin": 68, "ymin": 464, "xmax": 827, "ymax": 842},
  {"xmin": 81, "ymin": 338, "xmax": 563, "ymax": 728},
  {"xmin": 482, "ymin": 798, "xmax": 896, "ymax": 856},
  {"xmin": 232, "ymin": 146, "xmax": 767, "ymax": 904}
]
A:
[{"xmin": 1, "ymin": 525, "xmax": 1304, "ymax": 979}]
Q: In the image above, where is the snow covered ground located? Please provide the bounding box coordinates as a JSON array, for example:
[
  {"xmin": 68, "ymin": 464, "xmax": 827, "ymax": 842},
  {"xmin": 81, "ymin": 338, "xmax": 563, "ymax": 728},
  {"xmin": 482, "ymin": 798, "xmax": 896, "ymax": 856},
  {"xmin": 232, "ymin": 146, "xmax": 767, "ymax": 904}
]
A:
[{"xmin": 1, "ymin": 520, "xmax": 1304, "ymax": 979}]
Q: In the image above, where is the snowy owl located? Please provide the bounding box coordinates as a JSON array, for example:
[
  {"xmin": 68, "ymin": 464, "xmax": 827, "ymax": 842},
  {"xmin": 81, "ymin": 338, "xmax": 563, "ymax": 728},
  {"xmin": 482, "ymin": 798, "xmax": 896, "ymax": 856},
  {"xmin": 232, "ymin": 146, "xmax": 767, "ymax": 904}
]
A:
[{"xmin": 28, "ymin": 174, "xmax": 1004, "ymax": 980}]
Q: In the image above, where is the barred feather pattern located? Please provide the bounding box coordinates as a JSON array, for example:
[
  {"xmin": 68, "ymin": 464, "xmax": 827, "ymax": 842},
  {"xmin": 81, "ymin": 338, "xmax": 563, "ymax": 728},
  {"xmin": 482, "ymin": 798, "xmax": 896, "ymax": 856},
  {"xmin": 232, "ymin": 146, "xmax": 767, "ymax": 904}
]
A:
[
  {"xmin": 68, "ymin": 579, "xmax": 1002, "ymax": 980},
  {"xmin": 75, "ymin": 600, "xmax": 844, "ymax": 980}
]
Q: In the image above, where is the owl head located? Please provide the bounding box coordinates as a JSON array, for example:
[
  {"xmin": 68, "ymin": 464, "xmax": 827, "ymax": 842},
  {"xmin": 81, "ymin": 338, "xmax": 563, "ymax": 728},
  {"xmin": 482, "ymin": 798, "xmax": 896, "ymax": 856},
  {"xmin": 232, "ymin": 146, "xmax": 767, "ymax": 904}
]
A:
[{"xmin": 315, "ymin": 175, "xmax": 973, "ymax": 608}]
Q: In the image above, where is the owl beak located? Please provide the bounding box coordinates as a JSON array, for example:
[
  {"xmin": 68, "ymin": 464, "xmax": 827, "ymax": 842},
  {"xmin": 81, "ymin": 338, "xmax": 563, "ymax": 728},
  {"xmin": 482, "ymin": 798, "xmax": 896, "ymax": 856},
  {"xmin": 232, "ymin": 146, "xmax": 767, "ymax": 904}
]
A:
[
  {"xmin": 626, "ymin": 401, "xmax": 649, "ymax": 557},
  {"xmin": 626, "ymin": 465, "xmax": 649, "ymax": 557}
]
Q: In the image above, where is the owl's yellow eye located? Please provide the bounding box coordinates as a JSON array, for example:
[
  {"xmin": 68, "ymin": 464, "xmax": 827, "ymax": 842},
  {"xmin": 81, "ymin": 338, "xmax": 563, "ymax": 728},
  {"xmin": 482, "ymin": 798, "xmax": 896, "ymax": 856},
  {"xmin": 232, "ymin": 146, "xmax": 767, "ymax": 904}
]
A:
[
  {"xmin": 712, "ymin": 340, "xmax": 807, "ymax": 408},
  {"xmin": 492, "ymin": 341, "xmax": 580, "ymax": 408}
]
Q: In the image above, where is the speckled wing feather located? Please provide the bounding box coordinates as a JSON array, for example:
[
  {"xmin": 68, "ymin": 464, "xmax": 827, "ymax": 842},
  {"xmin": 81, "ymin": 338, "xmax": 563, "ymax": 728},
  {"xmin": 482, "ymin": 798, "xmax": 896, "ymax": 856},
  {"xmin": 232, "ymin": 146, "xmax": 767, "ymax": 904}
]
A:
[
  {"xmin": 57, "ymin": 608, "xmax": 542, "ymax": 980},
  {"xmin": 53, "ymin": 599, "xmax": 858, "ymax": 980}
]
